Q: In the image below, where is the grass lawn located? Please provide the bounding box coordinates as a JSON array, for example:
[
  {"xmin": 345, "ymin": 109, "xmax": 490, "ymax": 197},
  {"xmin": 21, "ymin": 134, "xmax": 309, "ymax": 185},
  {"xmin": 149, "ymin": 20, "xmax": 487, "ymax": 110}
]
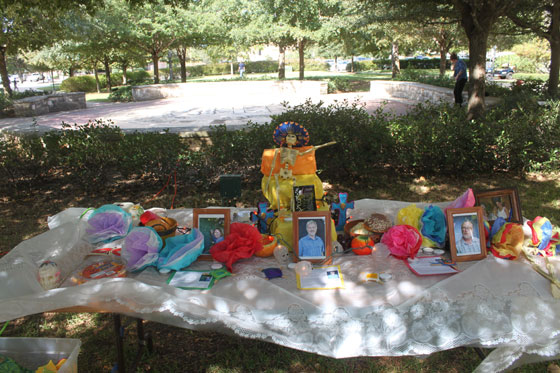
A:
[
  {"xmin": 1, "ymin": 170, "xmax": 559, "ymax": 372},
  {"xmin": 85, "ymin": 92, "xmax": 111, "ymax": 102}
]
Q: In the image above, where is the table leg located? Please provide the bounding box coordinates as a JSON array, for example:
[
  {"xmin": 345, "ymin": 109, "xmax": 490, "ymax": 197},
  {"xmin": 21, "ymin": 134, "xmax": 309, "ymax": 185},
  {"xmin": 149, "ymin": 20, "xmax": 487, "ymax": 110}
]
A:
[
  {"xmin": 473, "ymin": 347, "xmax": 487, "ymax": 360},
  {"xmin": 113, "ymin": 313, "xmax": 126, "ymax": 373}
]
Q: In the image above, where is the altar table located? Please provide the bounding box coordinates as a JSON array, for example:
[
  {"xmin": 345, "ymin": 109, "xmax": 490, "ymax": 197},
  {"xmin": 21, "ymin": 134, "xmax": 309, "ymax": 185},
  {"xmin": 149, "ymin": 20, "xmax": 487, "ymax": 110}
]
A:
[{"xmin": 1, "ymin": 199, "xmax": 559, "ymax": 372}]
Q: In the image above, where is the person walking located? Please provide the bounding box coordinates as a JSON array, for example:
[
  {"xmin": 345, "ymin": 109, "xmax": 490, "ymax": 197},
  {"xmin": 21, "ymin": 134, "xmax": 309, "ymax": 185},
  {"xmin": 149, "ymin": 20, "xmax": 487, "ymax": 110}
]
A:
[
  {"xmin": 450, "ymin": 52, "xmax": 468, "ymax": 106},
  {"xmin": 238, "ymin": 61, "xmax": 245, "ymax": 78}
]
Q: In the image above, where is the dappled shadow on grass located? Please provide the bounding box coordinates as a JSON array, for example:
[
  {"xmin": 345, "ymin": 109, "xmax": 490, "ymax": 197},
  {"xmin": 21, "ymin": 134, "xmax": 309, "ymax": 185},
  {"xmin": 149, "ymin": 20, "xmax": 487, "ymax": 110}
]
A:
[{"xmin": 3, "ymin": 313, "xmax": 558, "ymax": 372}]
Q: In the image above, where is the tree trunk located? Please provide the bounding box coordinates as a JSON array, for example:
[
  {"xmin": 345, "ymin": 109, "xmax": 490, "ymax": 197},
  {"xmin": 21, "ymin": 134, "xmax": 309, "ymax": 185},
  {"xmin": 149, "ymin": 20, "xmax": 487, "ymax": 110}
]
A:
[
  {"xmin": 278, "ymin": 45, "xmax": 286, "ymax": 80},
  {"xmin": 176, "ymin": 47, "xmax": 187, "ymax": 82},
  {"xmin": 351, "ymin": 56, "xmax": 355, "ymax": 73},
  {"xmin": 439, "ymin": 46, "xmax": 448, "ymax": 77},
  {"xmin": 152, "ymin": 53, "xmax": 160, "ymax": 84},
  {"xmin": 69, "ymin": 67, "xmax": 75, "ymax": 77},
  {"xmin": 0, "ymin": 47, "xmax": 13, "ymax": 97},
  {"xmin": 121, "ymin": 63, "xmax": 128, "ymax": 85},
  {"xmin": 548, "ymin": 30, "xmax": 560, "ymax": 97},
  {"xmin": 465, "ymin": 30, "xmax": 490, "ymax": 118},
  {"xmin": 455, "ymin": 0, "xmax": 502, "ymax": 118},
  {"xmin": 103, "ymin": 56, "xmax": 112, "ymax": 91},
  {"xmin": 298, "ymin": 39, "xmax": 305, "ymax": 80},
  {"xmin": 93, "ymin": 64, "xmax": 101, "ymax": 93},
  {"xmin": 391, "ymin": 41, "xmax": 400, "ymax": 78}
]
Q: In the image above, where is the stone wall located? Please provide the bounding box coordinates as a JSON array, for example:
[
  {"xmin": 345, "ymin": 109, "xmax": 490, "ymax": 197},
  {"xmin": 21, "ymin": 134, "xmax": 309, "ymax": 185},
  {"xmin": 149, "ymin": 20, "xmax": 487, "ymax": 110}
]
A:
[
  {"xmin": 132, "ymin": 80, "xmax": 329, "ymax": 101},
  {"xmin": 13, "ymin": 92, "xmax": 86, "ymax": 117},
  {"xmin": 369, "ymin": 81, "xmax": 467, "ymax": 104}
]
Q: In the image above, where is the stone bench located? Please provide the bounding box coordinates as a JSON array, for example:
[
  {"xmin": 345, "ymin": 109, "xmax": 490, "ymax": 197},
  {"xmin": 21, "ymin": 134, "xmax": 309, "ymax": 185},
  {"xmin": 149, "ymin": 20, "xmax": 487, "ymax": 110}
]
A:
[
  {"xmin": 370, "ymin": 81, "xmax": 466, "ymax": 103},
  {"xmin": 13, "ymin": 92, "xmax": 86, "ymax": 117},
  {"xmin": 370, "ymin": 80, "xmax": 502, "ymax": 108},
  {"xmin": 132, "ymin": 80, "xmax": 329, "ymax": 101}
]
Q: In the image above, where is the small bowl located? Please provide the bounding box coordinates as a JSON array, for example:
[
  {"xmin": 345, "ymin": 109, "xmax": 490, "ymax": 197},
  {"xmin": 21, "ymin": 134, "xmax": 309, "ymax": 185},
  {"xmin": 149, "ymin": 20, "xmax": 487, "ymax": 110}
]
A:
[{"xmin": 344, "ymin": 219, "xmax": 366, "ymax": 237}]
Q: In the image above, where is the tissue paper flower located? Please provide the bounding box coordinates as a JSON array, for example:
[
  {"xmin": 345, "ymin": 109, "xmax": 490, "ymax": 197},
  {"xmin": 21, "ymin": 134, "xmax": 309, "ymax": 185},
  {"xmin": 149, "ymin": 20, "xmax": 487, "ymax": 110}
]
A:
[
  {"xmin": 85, "ymin": 205, "xmax": 132, "ymax": 243},
  {"xmin": 491, "ymin": 222, "xmax": 524, "ymax": 260},
  {"xmin": 397, "ymin": 205, "xmax": 423, "ymax": 229},
  {"xmin": 210, "ymin": 223, "xmax": 262, "ymax": 272},
  {"xmin": 420, "ymin": 205, "xmax": 446, "ymax": 246},
  {"xmin": 122, "ymin": 227, "xmax": 162, "ymax": 272},
  {"xmin": 381, "ymin": 224, "xmax": 422, "ymax": 259}
]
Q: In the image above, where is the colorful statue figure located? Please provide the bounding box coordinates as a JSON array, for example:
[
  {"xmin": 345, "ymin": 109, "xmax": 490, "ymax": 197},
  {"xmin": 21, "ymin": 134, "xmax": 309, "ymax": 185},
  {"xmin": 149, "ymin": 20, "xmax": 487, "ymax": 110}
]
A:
[
  {"xmin": 260, "ymin": 121, "xmax": 337, "ymax": 249},
  {"xmin": 261, "ymin": 121, "xmax": 336, "ymax": 212},
  {"xmin": 250, "ymin": 202, "xmax": 275, "ymax": 234},
  {"xmin": 331, "ymin": 192, "xmax": 354, "ymax": 232}
]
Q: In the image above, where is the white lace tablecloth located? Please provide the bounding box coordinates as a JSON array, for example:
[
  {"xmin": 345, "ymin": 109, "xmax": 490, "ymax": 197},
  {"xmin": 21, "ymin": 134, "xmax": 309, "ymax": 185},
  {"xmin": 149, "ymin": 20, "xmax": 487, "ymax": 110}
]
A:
[{"xmin": 1, "ymin": 199, "xmax": 559, "ymax": 372}]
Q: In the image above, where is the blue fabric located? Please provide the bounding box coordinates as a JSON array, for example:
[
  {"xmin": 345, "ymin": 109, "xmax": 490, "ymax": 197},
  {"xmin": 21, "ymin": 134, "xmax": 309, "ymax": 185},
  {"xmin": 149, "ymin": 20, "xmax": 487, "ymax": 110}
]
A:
[
  {"xmin": 298, "ymin": 235, "xmax": 325, "ymax": 257},
  {"xmin": 490, "ymin": 217, "xmax": 507, "ymax": 241},
  {"xmin": 157, "ymin": 228, "xmax": 204, "ymax": 273},
  {"xmin": 537, "ymin": 219, "xmax": 553, "ymax": 252},
  {"xmin": 420, "ymin": 205, "xmax": 446, "ymax": 245}
]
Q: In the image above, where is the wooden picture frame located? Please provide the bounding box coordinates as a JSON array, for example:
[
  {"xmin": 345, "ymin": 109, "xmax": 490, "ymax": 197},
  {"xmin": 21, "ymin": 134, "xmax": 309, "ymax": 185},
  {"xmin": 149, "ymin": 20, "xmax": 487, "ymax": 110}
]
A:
[
  {"xmin": 447, "ymin": 207, "xmax": 487, "ymax": 262},
  {"xmin": 474, "ymin": 187, "xmax": 522, "ymax": 225},
  {"xmin": 193, "ymin": 208, "xmax": 231, "ymax": 260},
  {"xmin": 293, "ymin": 211, "xmax": 332, "ymax": 264}
]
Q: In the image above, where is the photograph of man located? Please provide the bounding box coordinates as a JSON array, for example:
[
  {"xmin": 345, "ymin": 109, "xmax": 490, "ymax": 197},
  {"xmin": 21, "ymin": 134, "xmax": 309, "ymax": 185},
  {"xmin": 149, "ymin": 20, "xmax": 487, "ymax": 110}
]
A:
[
  {"xmin": 298, "ymin": 218, "xmax": 325, "ymax": 258},
  {"xmin": 455, "ymin": 218, "xmax": 481, "ymax": 255}
]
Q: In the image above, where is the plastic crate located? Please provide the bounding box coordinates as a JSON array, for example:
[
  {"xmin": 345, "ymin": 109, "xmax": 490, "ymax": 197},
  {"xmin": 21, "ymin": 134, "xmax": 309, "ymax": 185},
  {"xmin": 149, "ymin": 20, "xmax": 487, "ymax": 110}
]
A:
[{"xmin": 0, "ymin": 337, "xmax": 80, "ymax": 372}]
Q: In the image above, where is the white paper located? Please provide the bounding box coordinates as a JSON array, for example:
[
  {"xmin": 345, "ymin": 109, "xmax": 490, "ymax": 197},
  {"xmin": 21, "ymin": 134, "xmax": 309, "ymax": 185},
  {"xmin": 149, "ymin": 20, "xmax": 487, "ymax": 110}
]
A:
[
  {"xmin": 297, "ymin": 265, "xmax": 344, "ymax": 290},
  {"xmin": 168, "ymin": 271, "xmax": 213, "ymax": 289},
  {"xmin": 406, "ymin": 257, "xmax": 459, "ymax": 276}
]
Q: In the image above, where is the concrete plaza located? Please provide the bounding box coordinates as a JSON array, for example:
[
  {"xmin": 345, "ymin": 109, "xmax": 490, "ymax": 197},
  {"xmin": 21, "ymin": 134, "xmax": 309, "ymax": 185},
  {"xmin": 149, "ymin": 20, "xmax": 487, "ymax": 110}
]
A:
[{"xmin": 0, "ymin": 88, "xmax": 415, "ymax": 136}]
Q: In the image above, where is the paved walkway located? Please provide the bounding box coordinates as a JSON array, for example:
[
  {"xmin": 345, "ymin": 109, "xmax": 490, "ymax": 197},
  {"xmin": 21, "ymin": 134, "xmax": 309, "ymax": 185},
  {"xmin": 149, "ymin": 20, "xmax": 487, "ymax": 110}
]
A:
[{"xmin": 0, "ymin": 91, "xmax": 415, "ymax": 136}]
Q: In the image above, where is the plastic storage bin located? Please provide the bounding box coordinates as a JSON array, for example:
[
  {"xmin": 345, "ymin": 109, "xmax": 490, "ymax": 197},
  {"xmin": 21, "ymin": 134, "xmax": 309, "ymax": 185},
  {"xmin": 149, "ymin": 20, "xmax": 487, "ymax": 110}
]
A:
[{"xmin": 0, "ymin": 337, "xmax": 81, "ymax": 372}]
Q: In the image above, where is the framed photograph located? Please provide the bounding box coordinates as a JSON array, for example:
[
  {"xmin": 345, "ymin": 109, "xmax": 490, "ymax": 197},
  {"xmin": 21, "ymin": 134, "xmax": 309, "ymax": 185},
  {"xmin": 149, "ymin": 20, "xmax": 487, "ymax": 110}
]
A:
[
  {"xmin": 474, "ymin": 187, "xmax": 522, "ymax": 225},
  {"xmin": 293, "ymin": 211, "xmax": 332, "ymax": 264},
  {"xmin": 193, "ymin": 208, "xmax": 231, "ymax": 260},
  {"xmin": 293, "ymin": 185, "xmax": 316, "ymax": 212},
  {"xmin": 447, "ymin": 207, "xmax": 487, "ymax": 262}
]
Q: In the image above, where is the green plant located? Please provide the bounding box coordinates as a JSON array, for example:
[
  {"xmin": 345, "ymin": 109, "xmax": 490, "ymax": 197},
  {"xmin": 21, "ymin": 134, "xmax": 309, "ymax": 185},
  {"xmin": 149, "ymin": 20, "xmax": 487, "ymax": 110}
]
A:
[
  {"xmin": 12, "ymin": 89, "xmax": 47, "ymax": 99},
  {"xmin": 98, "ymin": 73, "xmax": 123, "ymax": 89},
  {"xmin": 328, "ymin": 77, "xmax": 351, "ymax": 93},
  {"xmin": 108, "ymin": 86, "xmax": 133, "ymax": 102},
  {"xmin": 271, "ymin": 99, "xmax": 393, "ymax": 179},
  {"xmin": 60, "ymin": 76, "xmax": 97, "ymax": 93},
  {"xmin": 0, "ymin": 91, "xmax": 13, "ymax": 114},
  {"xmin": 126, "ymin": 70, "xmax": 151, "ymax": 84}
]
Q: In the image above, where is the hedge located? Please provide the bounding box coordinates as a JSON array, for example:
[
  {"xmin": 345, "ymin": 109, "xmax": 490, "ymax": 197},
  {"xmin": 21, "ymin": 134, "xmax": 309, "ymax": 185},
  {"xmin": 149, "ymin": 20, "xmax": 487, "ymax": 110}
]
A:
[{"xmin": 2, "ymin": 96, "xmax": 558, "ymax": 194}]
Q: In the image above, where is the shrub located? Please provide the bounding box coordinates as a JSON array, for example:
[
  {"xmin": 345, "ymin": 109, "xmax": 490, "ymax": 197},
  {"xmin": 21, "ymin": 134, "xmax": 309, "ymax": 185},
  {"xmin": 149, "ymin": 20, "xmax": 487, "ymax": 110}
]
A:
[
  {"xmin": 327, "ymin": 77, "xmax": 351, "ymax": 93},
  {"xmin": 354, "ymin": 59, "xmax": 453, "ymax": 72},
  {"xmin": 0, "ymin": 92, "xmax": 12, "ymax": 114},
  {"xmin": 12, "ymin": 90, "xmax": 47, "ymax": 99},
  {"xmin": 387, "ymin": 102, "xmax": 495, "ymax": 175},
  {"xmin": 270, "ymin": 99, "xmax": 393, "ymax": 179},
  {"xmin": 127, "ymin": 70, "xmax": 151, "ymax": 84},
  {"xmin": 490, "ymin": 100, "xmax": 560, "ymax": 173},
  {"xmin": 60, "ymin": 76, "xmax": 97, "ymax": 92},
  {"xmin": 109, "ymin": 86, "xmax": 133, "ymax": 102},
  {"xmin": 2, "ymin": 96, "xmax": 559, "ymax": 195},
  {"xmin": 99, "ymin": 73, "xmax": 123, "ymax": 88}
]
